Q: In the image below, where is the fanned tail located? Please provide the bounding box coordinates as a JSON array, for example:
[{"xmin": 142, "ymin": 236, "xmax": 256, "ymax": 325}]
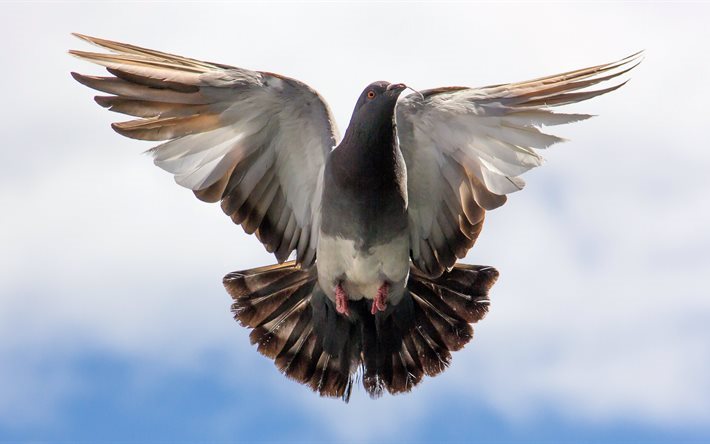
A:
[
  {"xmin": 361, "ymin": 264, "xmax": 498, "ymax": 396},
  {"xmin": 223, "ymin": 261, "xmax": 498, "ymax": 400},
  {"xmin": 223, "ymin": 262, "xmax": 358, "ymax": 401}
]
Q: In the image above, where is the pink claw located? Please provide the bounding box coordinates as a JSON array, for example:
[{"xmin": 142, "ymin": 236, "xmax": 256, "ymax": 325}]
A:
[
  {"xmin": 335, "ymin": 283, "xmax": 350, "ymax": 316},
  {"xmin": 371, "ymin": 283, "xmax": 389, "ymax": 314}
]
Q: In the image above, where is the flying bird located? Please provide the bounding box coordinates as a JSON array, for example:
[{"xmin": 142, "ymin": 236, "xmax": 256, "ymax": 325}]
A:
[{"xmin": 70, "ymin": 34, "xmax": 641, "ymax": 401}]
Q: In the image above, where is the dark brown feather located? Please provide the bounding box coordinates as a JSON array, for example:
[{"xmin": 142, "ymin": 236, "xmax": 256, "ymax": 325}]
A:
[
  {"xmin": 477, "ymin": 51, "xmax": 642, "ymax": 93},
  {"xmin": 71, "ymin": 72, "xmax": 210, "ymax": 104},
  {"xmin": 193, "ymin": 163, "xmax": 236, "ymax": 203},
  {"xmin": 94, "ymin": 96, "xmax": 212, "ymax": 118},
  {"xmin": 238, "ymin": 171, "xmax": 278, "ymax": 234},
  {"xmin": 254, "ymin": 188, "xmax": 287, "ymax": 252},
  {"xmin": 521, "ymin": 82, "xmax": 628, "ymax": 108}
]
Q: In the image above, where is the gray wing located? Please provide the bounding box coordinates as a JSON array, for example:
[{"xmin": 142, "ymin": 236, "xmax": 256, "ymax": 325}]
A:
[
  {"xmin": 396, "ymin": 52, "xmax": 642, "ymax": 277},
  {"xmin": 70, "ymin": 34, "xmax": 339, "ymax": 267}
]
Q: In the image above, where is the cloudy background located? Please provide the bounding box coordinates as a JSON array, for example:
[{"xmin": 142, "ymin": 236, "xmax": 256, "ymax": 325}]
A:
[{"xmin": 2, "ymin": 2, "xmax": 709, "ymax": 442}]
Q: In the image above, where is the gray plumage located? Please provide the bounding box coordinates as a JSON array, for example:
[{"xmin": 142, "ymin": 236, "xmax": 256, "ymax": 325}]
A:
[{"xmin": 70, "ymin": 34, "xmax": 641, "ymax": 400}]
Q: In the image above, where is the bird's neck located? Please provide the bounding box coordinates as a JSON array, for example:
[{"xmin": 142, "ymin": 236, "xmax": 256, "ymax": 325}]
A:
[{"xmin": 339, "ymin": 114, "xmax": 399, "ymax": 174}]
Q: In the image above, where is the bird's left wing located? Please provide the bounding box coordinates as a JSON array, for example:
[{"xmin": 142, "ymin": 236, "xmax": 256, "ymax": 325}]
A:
[
  {"xmin": 396, "ymin": 52, "xmax": 642, "ymax": 277},
  {"xmin": 70, "ymin": 34, "xmax": 340, "ymax": 267}
]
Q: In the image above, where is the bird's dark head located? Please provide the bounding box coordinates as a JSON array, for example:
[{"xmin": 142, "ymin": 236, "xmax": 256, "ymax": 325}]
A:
[
  {"xmin": 354, "ymin": 81, "xmax": 407, "ymax": 111},
  {"xmin": 344, "ymin": 81, "xmax": 407, "ymax": 139}
]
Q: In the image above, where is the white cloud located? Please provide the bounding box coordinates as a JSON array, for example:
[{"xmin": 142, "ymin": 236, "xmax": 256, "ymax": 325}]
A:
[{"xmin": 1, "ymin": 1, "xmax": 709, "ymax": 436}]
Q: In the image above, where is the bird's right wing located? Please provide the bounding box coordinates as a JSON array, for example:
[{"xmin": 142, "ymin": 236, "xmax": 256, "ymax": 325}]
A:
[
  {"xmin": 70, "ymin": 34, "xmax": 340, "ymax": 267},
  {"xmin": 396, "ymin": 52, "xmax": 642, "ymax": 276}
]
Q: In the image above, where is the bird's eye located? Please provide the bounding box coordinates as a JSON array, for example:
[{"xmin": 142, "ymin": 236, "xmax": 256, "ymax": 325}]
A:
[{"xmin": 367, "ymin": 90, "xmax": 376, "ymax": 99}]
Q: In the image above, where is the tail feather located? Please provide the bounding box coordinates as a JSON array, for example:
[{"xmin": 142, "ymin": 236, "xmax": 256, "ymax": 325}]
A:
[
  {"xmin": 277, "ymin": 326, "xmax": 319, "ymax": 381},
  {"xmin": 362, "ymin": 263, "xmax": 497, "ymax": 394},
  {"xmin": 250, "ymin": 296, "xmax": 310, "ymax": 359},
  {"xmin": 410, "ymin": 306, "xmax": 452, "ymax": 377},
  {"xmin": 224, "ymin": 262, "xmax": 357, "ymax": 401},
  {"xmin": 225, "ymin": 263, "xmax": 313, "ymax": 328},
  {"xmin": 411, "ymin": 264, "xmax": 495, "ymax": 323},
  {"xmin": 223, "ymin": 261, "xmax": 499, "ymax": 401}
]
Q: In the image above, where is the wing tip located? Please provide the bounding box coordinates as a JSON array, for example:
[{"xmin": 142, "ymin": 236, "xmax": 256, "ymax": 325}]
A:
[
  {"xmin": 71, "ymin": 32, "xmax": 89, "ymax": 41},
  {"xmin": 71, "ymin": 32, "xmax": 116, "ymax": 51},
  {"xmin": 111, "ymin": 121, "xmax": 144, "ymax": 140},
  {"xmin": 70, "ymin": 33, "xmax": 107, "ymax": 56},
  {"xmin": 68, "ymin": 49, "xmax": 109, "ymax": 65},
  {"xmin": 69, "ymin": 70, "xmax": 88, "ymax": 84},
  {"xmin": 93, "ymin": 95, "xmax": 113, "ymax": 109},
  {"xmin": 624, "ymin": 49, "xmax": 645, "ymax": 62},
  {"xmin": 67, "ymin": 49, "xmax": 85, "ymax": 60}
]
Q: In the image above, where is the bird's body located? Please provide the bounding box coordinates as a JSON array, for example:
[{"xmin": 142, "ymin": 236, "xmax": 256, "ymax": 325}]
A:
[
  {"xmin": 70, "ymin": 34, "xmax": 640, "ymax": 400},
  {"xmin": 318, "ymin": 82, "xmax": 409, "ymax": 310}
]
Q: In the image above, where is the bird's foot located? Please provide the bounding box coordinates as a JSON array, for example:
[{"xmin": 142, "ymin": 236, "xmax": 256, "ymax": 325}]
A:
[
  {"xmin": 335, "ymin": 283, "xmax": 350, "ymax": 316},
  {"xmin": 371, "ymin": 283, "xmax": 389, "ymax": 314}
]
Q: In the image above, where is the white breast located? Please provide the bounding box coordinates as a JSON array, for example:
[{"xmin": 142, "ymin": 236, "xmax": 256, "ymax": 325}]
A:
[{"xmin": 317, "ymin": 233, "xmax": 410, "ymax": 302}]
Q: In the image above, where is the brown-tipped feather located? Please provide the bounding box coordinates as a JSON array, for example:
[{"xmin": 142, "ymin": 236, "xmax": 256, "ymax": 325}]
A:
[
  {"xmin": 111, "ymin": 113, "xmax": 223, "ymax": 141},
  {"xmin": 193, "ymin": 162, "xmax": 237, "ymax": 203},
  {"xmin": 409, "ymin": 280, "xmax": 473, "ymax": 352},
  {"xmin": 236, "ymin": 170, "xmax": 278, "ymax": 234},
  {"xmin": 250, "ymin": 297, "xmax": 311, "ymax": 359},
  {"xmin": 459, "ymin": 182, "xmax": 486, "ymax": 225},
  {"xmin": 279, "ymin": 329, "xmax": 321, "ymax": 382},
  {"xmin": 479, "ymin": 51, "xmax": 642, "ymax": 93},
  {"xmin": 94, "ymin": 96, "xmax": 213, "ymax": 118},
  {"xmin": 286, "ymin": 229, "xmax": 303, "ymax": 262},
  {"xmin": 466, "ymin": 171, "xmax": 507, "ymax": 211},
  {"xmin": 228, "ymin": 272, "xmax": 313, "ymax": 328},
  {"xmin": 69, "ymin": 49, "xmax": 209, "ymax": 75},
  {"xmin": 220, "ymin": 148, "xmax": 267, "ymax": 219},
  {"xmin": 410, "ymin": 317, "xmax": 451, "ymax": 377},
  {"xmin": 521, "ymin": 81, "xmax": 629, "ymax": 108},
  {"xmin": 253, "ymin": 188, "xmax": 287, "ymax": 252},
  {"xmin": 236, "ymin": 280, "xmax": 310, "ymax": 329},
  {"xmin": 224, "ymin": 261, "xmax": 308, "ymax": 299},
  {"xmin": 503, "ymin": 61, "xmax": 641, "ymax": 107},
  {"xmin": 275, "ymin": 316, "xmax": 314, "ymax": 373},
  {"xmin": 243, "ymin": 180, "xmax": 280, "ymax": 235},
  {"xmin": 418, "ymin": 238, "xmax": 443, "ymax": 277},
  {"xmin": 429, "ymin": 221, "xmax": 456, "ymax": 270},
  {"xmin": 72, "ymin": 33, "xmax": 227, "ymax": 71},
  {"xmin": 271, "ymin": 209, "xmax": 294, "ymax": 262},
  {"xmin": 71, "ymin": 72, "xmax": 210, "ymax": 104},
  {"xmin": 106, "ymin": 67, "xmax": 200, "ymax": 93}
]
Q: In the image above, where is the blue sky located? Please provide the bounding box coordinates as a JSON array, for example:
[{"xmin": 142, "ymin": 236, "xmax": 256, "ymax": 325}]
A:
[
  {"xmin": 2, "ymin": 2, "xmax": 710, "ymax": 443},
  {"xmin": 3, "ymin": 350, "xmax": 710, "ymax": 443}
]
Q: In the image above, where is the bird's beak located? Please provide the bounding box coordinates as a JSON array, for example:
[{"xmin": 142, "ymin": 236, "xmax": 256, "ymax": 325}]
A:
[{"xmin": 386, "ymin": 83, "xmax": 407, "ymax": 93}]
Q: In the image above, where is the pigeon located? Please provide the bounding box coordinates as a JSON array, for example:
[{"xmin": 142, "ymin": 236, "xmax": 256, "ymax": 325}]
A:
[{"xmin": 70, "ymin": 34, "xmax": 641, "ymax": 401}]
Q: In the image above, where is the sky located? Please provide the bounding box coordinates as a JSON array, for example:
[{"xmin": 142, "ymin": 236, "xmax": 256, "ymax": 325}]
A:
[{"xmin": 1, "ymin": 2, "xmax": 710, "ymax": 443}]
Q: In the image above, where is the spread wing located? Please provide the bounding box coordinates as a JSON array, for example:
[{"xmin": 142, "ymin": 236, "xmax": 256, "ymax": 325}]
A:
[
  {"xmin": 396, "ymin": 52, "xmax": 642, "ymax": 277},
  {"xmin": 70, "ymin": 34, "xmax": 339, "ymax": 267}
]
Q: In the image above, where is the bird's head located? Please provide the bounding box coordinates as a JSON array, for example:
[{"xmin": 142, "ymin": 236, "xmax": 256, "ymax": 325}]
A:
[
  {"xmin": 351, "ymin": 81, "xmax": 407, "ymax": 124},
  {"xmin": 353, "ymin": 81, "xmax": 407, "ymax": 112},
  {"xmin": 344, "ymin": 81, "xmax": 407, "ymax": 138}
]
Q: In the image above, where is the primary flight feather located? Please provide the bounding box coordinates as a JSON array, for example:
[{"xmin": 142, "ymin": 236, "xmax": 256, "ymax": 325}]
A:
[{"xmin": 70, "ymin": 33, "xmax": 640, "ymax": 400}]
